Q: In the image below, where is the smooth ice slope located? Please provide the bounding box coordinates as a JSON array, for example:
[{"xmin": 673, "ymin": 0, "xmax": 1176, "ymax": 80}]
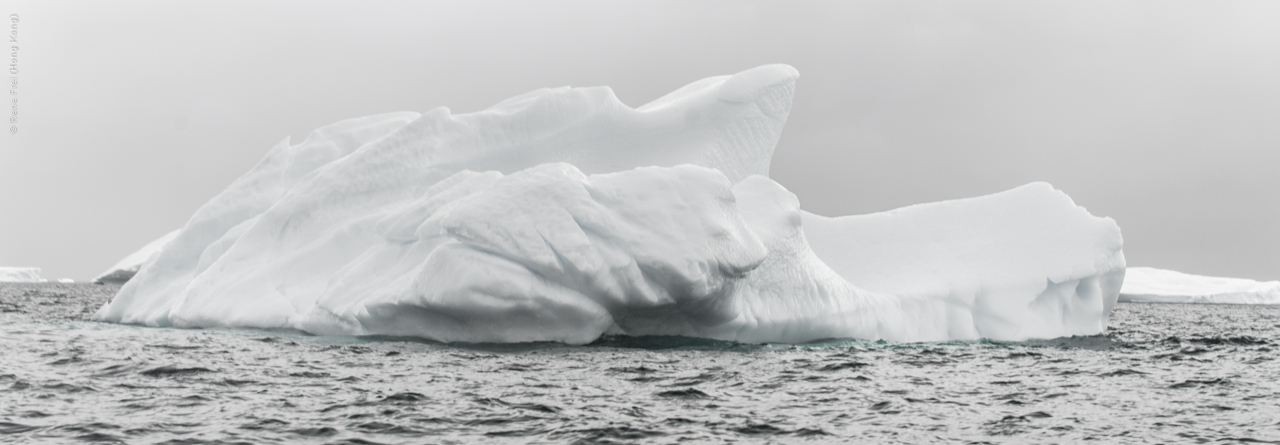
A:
[
  {"xmin": 93, "ymin": 230, "xmax": 181, "ymax": 284},
  {"xmin": 1119, "ymin": 267, "xmax": 1280, "ymax": 304},
  {"xmin": 94, "ymin": 64, "xmax": 1126, "ymax": 344},
  {"xmin": 0, "ymin": 267, "xmax": 43, "ymax": 283}
]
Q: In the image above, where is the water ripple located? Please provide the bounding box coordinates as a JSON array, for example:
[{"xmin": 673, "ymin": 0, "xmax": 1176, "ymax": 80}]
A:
[{"xmin": 2, "ymin": 283, "xmax": 1280, "ymax": 443}]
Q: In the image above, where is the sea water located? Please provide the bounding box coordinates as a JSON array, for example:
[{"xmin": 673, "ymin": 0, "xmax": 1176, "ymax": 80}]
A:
[{"xmin": 2, "ymin": 283, "xmax": 1278, "ymax": 444}]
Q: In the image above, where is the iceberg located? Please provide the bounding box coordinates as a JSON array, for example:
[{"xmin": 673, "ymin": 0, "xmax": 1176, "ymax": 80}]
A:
[
  {"xmin": 0, "ymin": 267, "xmax": 44, "ymax": 283},
  {"xmin": 1119, "ymin": 267, "xmax": 1280, "ymax": 304},
  {"xmin": 93, "ymin": 230, "xmax": 181, "ymax": 284},
  {"xmin": 802, "ymin": 183, "xmax": 1125, "ymax": 341},
  {"xmin": 94, "ymin": 64, "xmax": 1126, "ymax": 344}
]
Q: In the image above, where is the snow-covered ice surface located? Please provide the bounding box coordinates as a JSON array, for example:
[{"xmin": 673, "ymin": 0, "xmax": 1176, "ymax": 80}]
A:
[
  {"xmin": 0, "ymin": 267, "xmax": 43, "ymax": 283},
  {"xmin": 94, "ymin": 64, "xmax": 1125, "ymax": 344},
  {"xmin": 92, "ymin": 230, "xmax": 180, "ymax": 284},
  {"xmin": 1119, "ymin": 267, "xmax": 1280, "ymax": 304}
]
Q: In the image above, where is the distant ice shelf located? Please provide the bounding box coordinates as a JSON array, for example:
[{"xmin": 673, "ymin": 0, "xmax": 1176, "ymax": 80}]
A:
[
  {"xmin": 0, "ymin": 267, "xmax": 44, "ymax": 283},
  {"xmin": 93, "ymin": 64, "xmax": 1126, "ymax": 344},
  {"xmin": 1120, "ymin": 267, "xmax": 1280, "ymax": 304}
]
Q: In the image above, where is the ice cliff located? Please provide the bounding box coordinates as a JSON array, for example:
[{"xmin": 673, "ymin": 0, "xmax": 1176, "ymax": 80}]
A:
[
  {"xmin": 93, "ymin": 64, "xmax": 1127, "ymax": 343},
  {"xmin": 1120, "ymin": 267, "xmax": 1280, "ymax": 304},
  {"xmin": 0, "ymin": 267, "xmax": 43, "ymax": 283}
]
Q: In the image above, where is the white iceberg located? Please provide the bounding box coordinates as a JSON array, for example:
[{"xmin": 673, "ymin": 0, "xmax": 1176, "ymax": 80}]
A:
[
  {"xmin": 92, "ymin": 230, "xmax": 181, "ymax": 284},
  {"xmin": 803, "ymin": 182, "xmax": 1125, "ymax": 341},
  {"xmin": 0, "ymin": 267, "xmax": 44, "ymax": 283},
  {"xmin": 94, "ymin": 64, "xmax": 1126, "ymax": 344},
  {"xmin": 1119, "ymin": 267, "xmax": 1280, "ymax": 304}
]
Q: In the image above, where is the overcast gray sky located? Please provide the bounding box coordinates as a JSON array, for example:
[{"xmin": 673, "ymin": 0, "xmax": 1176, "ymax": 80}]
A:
[{"xmin": 2, "ymin": 0, "xmax": 1277, "ymax": 281}]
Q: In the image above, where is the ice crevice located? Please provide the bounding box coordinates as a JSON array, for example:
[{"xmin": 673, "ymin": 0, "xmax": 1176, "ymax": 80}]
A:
[{"xmin": 93, "ymin": 64, "xmax": 1126, "ymax": 344}]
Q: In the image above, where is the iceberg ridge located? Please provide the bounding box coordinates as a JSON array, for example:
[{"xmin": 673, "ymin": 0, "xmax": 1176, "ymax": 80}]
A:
[{"xmin": 93, "ymin": 230, "xmax": 180, "ymax": 284}]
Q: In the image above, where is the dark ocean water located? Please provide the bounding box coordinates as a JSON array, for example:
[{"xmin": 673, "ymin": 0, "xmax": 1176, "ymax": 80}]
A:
[{"xmin": 2, "ymin": 283, "xmax": 1279, "ymax": 444}]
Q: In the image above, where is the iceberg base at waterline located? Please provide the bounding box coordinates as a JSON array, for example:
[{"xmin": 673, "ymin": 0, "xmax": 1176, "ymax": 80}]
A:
[
  {"xmin": 93, "ymin": 64, "xmax": 1126, "ymax": 344},
  {"xmin": 1120, "ymin": 267, "xmax": 1280, "ymax": 304}
]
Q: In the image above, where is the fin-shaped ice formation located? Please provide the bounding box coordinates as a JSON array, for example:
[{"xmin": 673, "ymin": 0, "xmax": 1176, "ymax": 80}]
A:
[
  {"xmin": 92, "ymin": 229, "xmax": 180, "ymax": 284},
  {"xmin": 1119, "ymin": 267, "xmax": 1280, "ymax": 304},
  {"xmin": 93, "ymin": 64, "xmax": 1126, "ymax": 344}
]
